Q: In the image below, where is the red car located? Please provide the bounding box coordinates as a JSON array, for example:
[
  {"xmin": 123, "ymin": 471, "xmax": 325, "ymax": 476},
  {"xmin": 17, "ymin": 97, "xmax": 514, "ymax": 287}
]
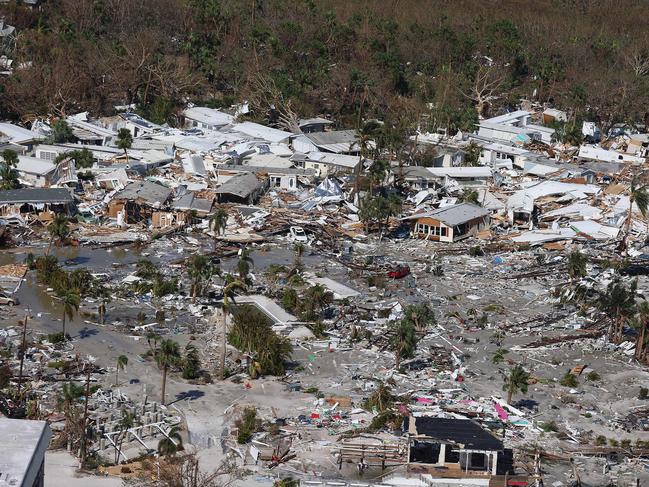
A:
[{"xmin": 387, "ymin": 265, "xmax": 410, "ymax": 279}]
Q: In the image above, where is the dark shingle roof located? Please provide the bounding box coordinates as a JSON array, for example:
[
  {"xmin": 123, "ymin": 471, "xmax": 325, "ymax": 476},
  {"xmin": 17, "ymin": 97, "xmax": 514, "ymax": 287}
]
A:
[
  {"xmin": 405, "ymin": 417, "xmax": 503, "ymax": 451},
  {"xmin": 0, "ymin": 188, "xmax": 73, "ymax": 205}
]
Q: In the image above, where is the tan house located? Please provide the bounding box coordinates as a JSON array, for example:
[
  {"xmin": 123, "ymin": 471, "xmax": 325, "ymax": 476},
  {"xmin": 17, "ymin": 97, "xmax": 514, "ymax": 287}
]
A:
[{"xmin": 402, "ymin": 203, "xmax": 489, "ymax": 242}]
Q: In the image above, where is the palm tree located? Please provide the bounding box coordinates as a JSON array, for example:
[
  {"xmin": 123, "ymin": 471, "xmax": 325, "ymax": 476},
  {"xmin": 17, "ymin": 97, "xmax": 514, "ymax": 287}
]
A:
[
  {"xmin": 209, "ymin": 207, "xmax": 228, "ymax": 249},
  {"xmin": 567, "ymin": 249, "xmax": 587, "ymax": 281},
  {"xmin": 116, "ymin": 128, "xmax": 133, "ymax": 164},
  {"xmin": 633, "ymin": 301, "xmax": 649, "ymax": 360},
  {"xmin": 502, "ymin": 365, "xmax": 530, "ymax": 404},
  {"xmin": 367, "ymin": 157, "xmax": 390, "ymax": 193},
  {"xmin": 115, "ymin": 355, "xmax": 128, "ymax": 385},
  {"xmin": 158, "ymin": 425, "xmax": 183, "ymax": 457},
  {"xmin": 114, "ymin": 409, "xmax": 137, "ymax": 463},
  {"xmin": 220, "ymin": 280, "xmax": 247, "ymax": 379},
  {"xmin": 353, "ymin": 120, "xmax": 380, "ymax": 203},
  {"xmin": 187, "ymin": 255, "xmax": 213, "ymax": 303},
  {"xmin": 598, "ymin": 278, "xmax": 637, "ymax": 343},
  {"xmin": 458, "ymin": 188, "xmax": 480, "ymax": 206},
  {"xmin": 60, "ymin": 290, "xmax": 80, "ymax": 339},
  {"xmin": 237, "ymin": 247, "xmax": 254, "ymax": 282},
  {"xmin": 47, "ymin": 213, "xmax": 70, "ymax": 255},
  {"xmin": 624, "ymin": 175, "xmax": 649, "ymax": 249},
  {"xmin": 157, "ymin": 339, "xmax": 181, "ymax": 405},
  {"xmin": 389, "ymin": 319, "xmax": 418, "ymax": 369}
]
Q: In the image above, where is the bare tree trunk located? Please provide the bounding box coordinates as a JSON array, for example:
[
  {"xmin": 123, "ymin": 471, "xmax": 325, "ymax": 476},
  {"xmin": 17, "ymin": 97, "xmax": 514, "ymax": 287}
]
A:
[
  {"xmin": 507, "ymin": 389, "xmax": 513, "ymax": 405},
  {"xmin": 220, "ymin": 311, "xmax": 227, "ymax": 379},
  {"xmin": 161, "ymin": 365, "xmax": 167, "ymax": 405}
]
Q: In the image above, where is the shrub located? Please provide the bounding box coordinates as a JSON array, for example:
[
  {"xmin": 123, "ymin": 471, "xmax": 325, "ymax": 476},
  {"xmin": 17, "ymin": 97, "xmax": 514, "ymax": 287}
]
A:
[
  {"xmin": 595, "ymin": 435, "xmax": 607, "ymax": 446},
  {"xmin": 541, "ymin": 421, "xmax": 559, "ymax": 432},
  {"xmin": 609, "ymin": 439, "xmax": 619, "ymax": 447},
  {"xmin": 235, "ymin": 407, "xmax": 261, "ymax": 444},
  {"xmin": 469, "ymin": 246, "xmax": 484, "ymax": 257},
  {"xmin": 640, "ymin": 387, "xmax": 649, "ymax": 400},
  {"xmin": 586, "ymin": 371, "xmax": 601, "ymax": 382},
  {"xmin": 560, "ymin": 371, "xmax": 578, "ymax": 388}
]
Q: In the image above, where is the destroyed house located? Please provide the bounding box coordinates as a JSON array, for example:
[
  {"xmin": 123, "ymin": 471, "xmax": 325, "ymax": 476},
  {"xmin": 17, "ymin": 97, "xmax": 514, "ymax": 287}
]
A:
[
  {"xmin": 218, "ymin": 164, "xmax": 314, "ymax": 192},
  {"xmin": 108, "ymin": 180, "xmax": 173, "ymax": 223},
  {"xmin": 403, "ymin": 203, "xmax": 490, "ymax": 242},
  {"xmin": 293, "ymin": 130, "xmax": 360, "ymax": 154},
  {"xmin": 405, "ymin": 417, "xmax": 513, "ymax": 477},
  {"xmin": 0, "ymin": 188, "xmax": 74, "ymax": 217},
  {"xmin": 214, "ymin": 172, "xmax": 267, "ymax": 204},
  {"xmin": 15, "ymin": 156, "xmax": 56, "ymax": 187}
]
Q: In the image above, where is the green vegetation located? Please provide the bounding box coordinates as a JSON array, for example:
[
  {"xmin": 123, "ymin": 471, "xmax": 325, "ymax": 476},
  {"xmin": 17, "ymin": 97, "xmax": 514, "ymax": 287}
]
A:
[
  {"xmin": 560, "ymin": 371, "xmax": 578, "ymax": 388},
  {"xmin": 640, "ymin": 387, "xmax": 649, "ymax": 400},
  {"xmin": 235, "ymin": 407, "xmax": 261, "ymax": 444},
  {"xmin": 0, "ymin": 149, "xmax": 19, "ymax": 190},
  {"xmin": 228, "ymin": 304, "xmax": 292, "ymax": 376},
  {"xmin": 585, "ymin": 371, "xmax": 601, "ymax": 382},
  {"xmin": 182, "ymin": 343, "xmax": 201, "ymax": 380},
  {"xmin": 502, "ymin": 365, "xmax": 529, "ymax": 404},
  {"xmin": 389, "ymin": 319, "xmax": 418, "ymax": 369}
]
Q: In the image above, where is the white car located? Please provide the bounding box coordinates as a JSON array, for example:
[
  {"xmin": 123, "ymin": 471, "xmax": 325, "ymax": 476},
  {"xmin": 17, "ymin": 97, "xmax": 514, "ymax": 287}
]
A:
[{"xmin": 289, "ymin": 226, "xmax": 308, "ymax": 243}]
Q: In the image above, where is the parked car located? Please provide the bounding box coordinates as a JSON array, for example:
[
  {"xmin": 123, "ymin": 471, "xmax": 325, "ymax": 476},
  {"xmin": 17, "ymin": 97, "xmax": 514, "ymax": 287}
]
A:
[
  {"xmin": 0, "ymin": 292, "xmax": 18, "ymax": 306},
  {"xmin": 387, "ymin": 264, "xmax": 410, "ymax": 279},
  {"xmin": 289, "ymin": 226, "xmax": 309, "ymax": 243}
]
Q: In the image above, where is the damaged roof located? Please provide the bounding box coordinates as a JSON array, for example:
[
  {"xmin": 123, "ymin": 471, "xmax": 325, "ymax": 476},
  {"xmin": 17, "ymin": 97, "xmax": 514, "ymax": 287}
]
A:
[
  {"xmin": 402, "ymin": 203, "xmax": 490, "ymax": 226},
  {"xmin": 305, "ymin": 129, "xmax": 359, "ymax": 153},
  {"xmin": 0, "ymin": 188, "xmax": 73, "ymax": 205},
  {"xmin": 405, "ymin": 417, "xmax": 503, "ymax": 451},
  {"xmin": 214, "ymin": 172, "xmax": 264, "ymax": 199},
  {"xmin": 113, "ymin": 180, "xmax": 173, "ymax": 206}
]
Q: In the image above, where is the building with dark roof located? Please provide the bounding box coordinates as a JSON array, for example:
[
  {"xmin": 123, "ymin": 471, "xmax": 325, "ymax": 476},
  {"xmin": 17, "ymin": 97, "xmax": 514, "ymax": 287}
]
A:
[
  {"xmin": 214, "ymin": 172, "xmax": 267, "ymax": 204},
  {"xmin": 404, "ymin": 416, "xmax": 514, "ymax": 478},
  {"xmin": 0, "ymin": 188, "xmax": 75, "ymax": 217}
]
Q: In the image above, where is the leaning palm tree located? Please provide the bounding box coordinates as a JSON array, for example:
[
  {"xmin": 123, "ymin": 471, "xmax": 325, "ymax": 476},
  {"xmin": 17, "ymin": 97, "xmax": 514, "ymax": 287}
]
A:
[
  {"xmin": 624, "ymin": 176, "xmax": 649, "ymax": 249},
  {"xmin": 458, "ymin": 188, "xmax": 480, "ymax": 206},
  {"xmin": 47, "ymin": 213, "xmax": 70, "ymax": 255},
  {"xmin": 353, "ymin": 120, "xmax": 380, "ymax": 202},
  {"xmin": 220, "ymin": 280, "xmax": 247, "ymax": 379},
  {"xmin": 567, "ymin": 249, "xmax": 587, "ymax": 282},
  {"xmin": 158, "ymin": 425, "xmax": 183, "ymax": 457},
  {"xmin": 157, "ymin": 339, "xmax": 181, "ymax": 405},
  {"xmin": 60, "ymin": 290, "xmax": 80, "ymax": 339},
  {"xmin": 115, "ymin": 355, "xmax": 128, "ymax": 385},
  {"xmin": 502, "ymin": 364, "xmax": 530, "ymax": 404}
]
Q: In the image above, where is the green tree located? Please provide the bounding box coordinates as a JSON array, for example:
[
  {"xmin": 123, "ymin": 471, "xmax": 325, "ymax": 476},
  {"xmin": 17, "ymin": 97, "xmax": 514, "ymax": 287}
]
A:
[
  {"xmin": 458, "ymin": 188, "xmax": 480, "ymax": 205},
  {"xmin": 220, "ymin": 279, "xmax": 247, "ymax": 379},
  {"xmin": 158, "ymin": 425, "xmax": 183, "ymax": 457},
  {"xmin": 55, "ymin": 149, "xmax": 94, "ymax": 169},
  {"xmin": 228, "ymin": 304, "xmax": 292, "ymax": 376},
  {"xmin": 502, "ymin": 364, "xmax": 529, "ymax": 404},
  {"xmin": 389, "ymin": 319, "xmax": 418, "ymax": 369},
  {"xmin": 187, "ymin": 254, "xmax": 214, "ymax": 303},
  {"xmin": 116, "ymin": 128, "xmax": 133, "ymax": 164},
  {"xmin": 403, "ymin": 303, "xmax": 436, "ymax": 332},
  {"xmin": 115, "ymin": 355, "xmax": 128, "ymax": 385},
  {"xmin": 114, "ymin": 409, "xmax": 137, "ymax": 464},
  {"xmin": 599, "ymin": 278, "xmax": 637, "ymax": 343},
  {"xmin": 237, "ymin": 247, "xmax": 254, "ymax": 282},
  {"xmin": 462, "ymin": 142, "xmax": 482, "ymax": 167},
  {"xmin": 367, "ymin": 157, "xmax": 391, "ymax": 193},
  {"xmin": 632, "ymin": 300, "xmax": 649, "ymax": 361},
  {"xmin": 47, "ymin": 213, "xmax": 70, "ymax": 254},
  {"xmin": 299, "ymin": 284, "xmax": 333, "ymax": 321},
  {"xmin": 50, "ymin": 120, "xmax": 76, "ymax": 143},
  {"xmin": 567, "ymin": 249, "xmax": 587, "ymax": 281},
  {"xmin": 0, "ymin": 149, "xmax": 19, "ymax": 190},
  {"xmin": 182, "ymin": 343, "xmax": 201, "ymax": 380},
  {"xmin": 353, "ymin": 120, "xmax": 380, "ymax": 202},
  {"xmin": 59, "ymin": 289, "xmax": 80, "ymax": 339},
  {"xmin": 209, "ymin": 207, "xmax": 228, "ymax": 239},
  {"xmin": 157, "ymin": 339, "xmax": 181, "ymax": 405}
]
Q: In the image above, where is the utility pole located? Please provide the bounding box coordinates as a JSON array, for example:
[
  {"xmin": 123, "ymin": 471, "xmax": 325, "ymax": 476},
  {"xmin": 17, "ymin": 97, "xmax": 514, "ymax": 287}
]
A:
[
  {"xmin": 80, "ymin": 362, "xmax": 92, "ymax": 466},
  {"xmin": 16, "ymin": 311, "xmax": 29, "ymax": 399}
]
